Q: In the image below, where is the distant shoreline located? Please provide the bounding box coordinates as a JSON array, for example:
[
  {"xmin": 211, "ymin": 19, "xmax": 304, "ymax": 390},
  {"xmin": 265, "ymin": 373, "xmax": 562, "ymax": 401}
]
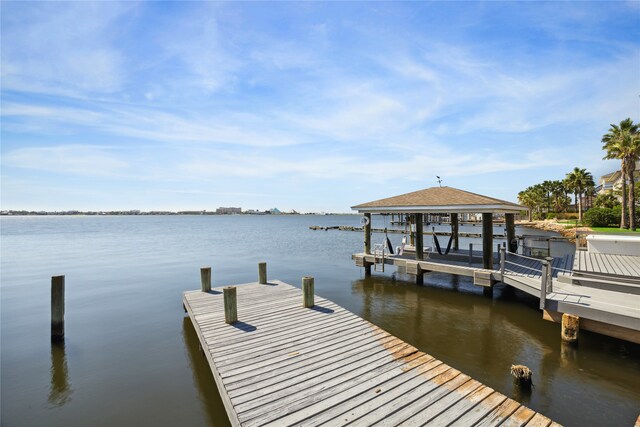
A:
[{"xmin": 0, "ymin": 211, "xmax": 355, "ymax": 216}]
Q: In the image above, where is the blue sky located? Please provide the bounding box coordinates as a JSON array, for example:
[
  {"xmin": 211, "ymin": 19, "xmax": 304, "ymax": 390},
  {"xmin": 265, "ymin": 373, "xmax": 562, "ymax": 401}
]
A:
[{"xmin": 1, "ymin": 1, "xmax": 639, "ymax": 212}]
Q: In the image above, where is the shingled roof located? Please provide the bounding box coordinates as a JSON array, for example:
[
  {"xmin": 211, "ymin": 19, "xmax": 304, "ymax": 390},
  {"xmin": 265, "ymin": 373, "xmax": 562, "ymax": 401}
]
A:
[{"xmin": 351, "ymin": 186, "xmax": 525, "ymax": 214}]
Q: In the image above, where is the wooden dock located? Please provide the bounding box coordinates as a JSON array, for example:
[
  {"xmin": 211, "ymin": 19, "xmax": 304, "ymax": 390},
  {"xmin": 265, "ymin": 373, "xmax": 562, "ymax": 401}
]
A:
[
  {"xmin": 183, "ymin": 280, "xmax": 560, "ymax": 426},
  {"xmin": 353, "ymin": 250, "xmax": 640, "ymax": 344}
]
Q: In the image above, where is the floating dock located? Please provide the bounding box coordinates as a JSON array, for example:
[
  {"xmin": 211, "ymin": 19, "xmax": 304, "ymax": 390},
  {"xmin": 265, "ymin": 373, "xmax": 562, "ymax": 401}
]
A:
[{"xmin": 183, "ymin": 281, "xmax": 559, "ymax": 426}]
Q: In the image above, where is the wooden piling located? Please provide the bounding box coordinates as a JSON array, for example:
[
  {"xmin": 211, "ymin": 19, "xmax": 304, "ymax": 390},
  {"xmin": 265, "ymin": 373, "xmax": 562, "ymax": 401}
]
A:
[
  {"xmin": 414, "ymin": 213, "xmax": 424, "ymax": 260},
  {"xmin": 562, "ymin": 313, "xmax": 579, "ymax": 343},
  {"xmin": 468, "ymin": 243, "xmax": 473, "ymax": 265},
  {"xmin": 545, "ymin": 256, "xmax": 554, "ymax": 293},
  {"xmin": 500, "ymin": 247, "xmax": 506, "ymax": 281},
  {"xmin": 539, "ymin": 260, "xmax": 549, "ymax": 310},
  {"xmin": 451, "ymin": 213, "xmax": 459, "ymax": 251},
  {"xmin": 482, "ymin": 213, "xmax": 493, "ymax": 269},
  {"xmin": 223, "ymin": 286, "xmax": 237, "ymax": 324},
  {"xmin": 364, "ymin": 213, "xmax": 372, "ymax": 276},
  {"xmin": 51, "ymin": 275, "xmax": 65, "ymax": 340},
  {"xmin": 258, "ymin": 262, "xmax": 267, "ymax": 284},
  {"xmin": 201, "ymin": 267, "xmax": 211, "ymax": 292},
  {"xmin": 505, "ymin": 213, "xmax": 516, "ymax": 252},
  {"xmin": 510, "ymin": 364, "xmax": 532, "ymax": 388},
  {"xmin": 302, "ymin": 276, "xmax": 314, "ymax": 308},
  {"xmin": 364, "ymin": 213, "xmax": 371, "ymax": 254}
]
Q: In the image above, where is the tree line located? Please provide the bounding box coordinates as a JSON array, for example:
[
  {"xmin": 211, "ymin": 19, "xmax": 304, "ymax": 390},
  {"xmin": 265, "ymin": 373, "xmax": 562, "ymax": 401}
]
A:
[{"xmin": 518, "ymin": 118, "xmax": 639, "ymax": 230}]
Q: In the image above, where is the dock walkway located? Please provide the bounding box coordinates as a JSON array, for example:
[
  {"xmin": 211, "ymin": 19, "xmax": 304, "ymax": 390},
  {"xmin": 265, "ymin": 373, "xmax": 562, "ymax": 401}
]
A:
[{"xmin": 183, "ymin": 281, "xmax": 559, "ymax": 427}]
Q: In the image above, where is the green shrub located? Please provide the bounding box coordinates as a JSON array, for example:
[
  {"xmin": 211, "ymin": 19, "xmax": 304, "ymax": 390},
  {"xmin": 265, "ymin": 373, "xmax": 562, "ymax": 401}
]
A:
[
  {"xmin": 584, "ymin": 208, "xmax": 618, "ymax": 227},
  {"xmin": 532, "ymin": 212, "xmax": 546, "ymax": 220},
  {"xmin": 547, "ymin": 213, "xmax": 558, "ymax": 220}
]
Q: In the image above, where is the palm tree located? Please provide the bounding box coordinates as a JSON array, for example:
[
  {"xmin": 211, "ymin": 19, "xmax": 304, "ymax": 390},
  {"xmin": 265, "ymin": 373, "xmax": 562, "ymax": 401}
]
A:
[
  {"xmin": 565, "ymin": 167, "xmax": 594, "ymax": 223},
  {"xmin": 602, "ymin": 118, "xmax": 640, "ymax": 230},
  {"xmin": 541, "ymin": 180, "xmax": 554, "ymax": 213},
  {"xmin": 549, "ymin": 180, "xmax": 567, "ymax": 212}
]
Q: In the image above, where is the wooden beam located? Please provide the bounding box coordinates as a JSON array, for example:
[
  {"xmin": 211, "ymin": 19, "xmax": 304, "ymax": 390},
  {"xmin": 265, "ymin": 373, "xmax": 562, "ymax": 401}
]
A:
[
  {"xmin": 364, "ymin": 213, "xmax": 371, "ymax": 254},
  {"xmin": 51, "ymin": 275, "xmax": 65, "ymax": 340},
  {"xmin": 482, "ymin": 213, "xmax": 493, "ymax": 269},
  {"xmin": 451, "ymin": 213, "xmax": 459, "ymax": 251},
  {"xmin": 505, "ymin": 213, "xmax": 516, "ymax": 253},
  {"xmin": 415, "ymin": 213, "xmax": 424, "ymax": 260},
  {"xmin": 364, "ymin": 213, "xmax": 372, "ymax": 275}
]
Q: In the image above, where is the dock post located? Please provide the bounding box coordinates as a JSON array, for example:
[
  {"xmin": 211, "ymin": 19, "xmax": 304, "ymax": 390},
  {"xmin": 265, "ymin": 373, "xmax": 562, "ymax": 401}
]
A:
[
  {"xmin": 482, "ymin": 213, "xmax": 493, "ymax": 269},
  {"xmin": 414, "ymin": 213, "xmax": 424, "ymax": 285},
  {"xmin": 468, "ymin": 243, "xmax": 473, "ymax": 265},
  {"xmin": 545, "ymin": 256, "xmax": 554, "ymax": 293},
  {"xmin": 451, "ymin": 213, "xmax": 459, "ymax": 251},
  {"xmin": 500, "ymin": 247, "xmax": 506, "ymax": 281},
  {"xmin": 223, "ymin": 286, "xmax": 237, "ymax": 324},
  {"xmin": 364, "ymin": 213, "xmax": 372, "ymax": 276},
  {"xmin": 415, "ymin": 213, "xmax": 424, "ymax": 260},
  {"xmin": 561, "ymin": 313, "xmax": 579, "ymax": 344},
  {"xmin": 200, "ymin": 267, "xmax": 211, "ymax": 292},
  {"xmin": 51, "ymin": 275, "xmax": 65, "ymax": 341},
  {"xmin": 539, "ymin": 261, "xmax": 549, "ymax": 310},
  {"xmin": 258, "ymin": 262, "xmax": 267, "ymax": 284},
  {"xmin": 302, "ymin": 276, "xmax": 314, "ymax": 308},
  {"xmin": 505, "ymin": 213, "xmax": 516, "ymax": 252}
]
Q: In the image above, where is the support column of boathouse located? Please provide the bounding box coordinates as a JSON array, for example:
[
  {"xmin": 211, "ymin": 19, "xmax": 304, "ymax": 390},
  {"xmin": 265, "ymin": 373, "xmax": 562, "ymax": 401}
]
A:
[
  {"xmin": 363, "ymin": 212, "xmax": 371, "ymax": 276},
  {"xmin": 451, "ymin": 213, "xmax": 459, "ymax": 251},
  {"xmin": 482, "ymin": 213, "xmax": 493, "ymax": 270},
  {"xmin": 505, "ymin": 213, "xmax": 516, "ymax": 253}
]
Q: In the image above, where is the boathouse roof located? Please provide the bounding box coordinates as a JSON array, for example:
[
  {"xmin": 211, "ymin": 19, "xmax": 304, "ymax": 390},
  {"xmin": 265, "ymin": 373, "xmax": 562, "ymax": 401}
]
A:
[{"xmin": 351, "ymin": 186, "xmax": 525, "ymax": 214}]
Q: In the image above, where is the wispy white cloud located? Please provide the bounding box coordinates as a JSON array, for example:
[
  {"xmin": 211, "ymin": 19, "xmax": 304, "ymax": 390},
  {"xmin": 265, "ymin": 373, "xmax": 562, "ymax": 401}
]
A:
[
  {"xmin": 1, "ymin": 2, "xmax": 135, "ymax": 96},
  {"xmin": 2, "ymin": 145, "xmax": 129, "ymax": 177}
]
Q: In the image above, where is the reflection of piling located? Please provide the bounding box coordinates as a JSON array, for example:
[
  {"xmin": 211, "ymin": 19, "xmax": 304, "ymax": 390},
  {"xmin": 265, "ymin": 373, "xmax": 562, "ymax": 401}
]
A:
[
  {"xmin": 51, "ymin": 275, "xmax": 65, "ymax": 340},
  {"xmin": 48, "ymin": 341, "xmax": 72, "ymax": 407},
  {"xmin": 511, "ymin": 364, "xmax": 532, "ymax": 388}
]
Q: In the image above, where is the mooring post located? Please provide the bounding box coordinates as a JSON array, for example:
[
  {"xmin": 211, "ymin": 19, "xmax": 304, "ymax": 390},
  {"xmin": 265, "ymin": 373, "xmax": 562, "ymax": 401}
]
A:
[
  {"xmin": 415, "ymin": 213, "xmax": 424, "ymax": 260},
  {"xmin": 545, "ymin": 256, "xmax": 554, "ymax": 293},
  {"xmin": 539, "ymin": 261, "xmax": 549, "ymax": 310},
  {"xmin": 258, "ymin": 262, "xmax": 267, "ymax": 284},
  {"xmin": 200, "ymin": 267, "xmax": 211, "ymax": 292},
  {"xmin": 482, "ymin": 213, "xmax": 493, "ymax": 269},
  {"xmin": 561, "ymin": 313, "xmax": 579, "ymax": 344},
  {"xmin": 451, "ymin": 213, "xmax": 459, "ymax": 251},
  {"xmin": 364, "ymin": 213, "xmax": 372, "ymax": 276},
  {"xmin": 505, "ymin": 213, "xmax": 516, "ymax": 252},
  {"xmin": 500, "ymin": 247, "xmax": 506, "ymax": 281},
  {"xmin": 468, "ymin": 243, "xmax": 473, "ymax": 265},
  {"xmin": 51, "ymin": 275, "xmax": 65, "ymax": 340},
  {"xmin": 223, "ymin": 286, "xmax": 237, "ymax": 324},
  {"xmin": 302, "ymin": 276, "xmax": 314, "ymax": 308}
]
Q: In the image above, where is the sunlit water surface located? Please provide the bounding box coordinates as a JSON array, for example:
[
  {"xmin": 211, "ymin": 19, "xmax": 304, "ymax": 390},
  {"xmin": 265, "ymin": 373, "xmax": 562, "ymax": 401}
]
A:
[{"xmin": 1, "ymin": 215, "xmax": 638, "ymax": 426}]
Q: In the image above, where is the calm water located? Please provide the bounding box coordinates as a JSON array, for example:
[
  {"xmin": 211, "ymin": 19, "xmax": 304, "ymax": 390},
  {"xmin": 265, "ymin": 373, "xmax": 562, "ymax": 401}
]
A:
[{"xmin": 1, "ymin": 215, "xmax": 638, "ymax": 426}]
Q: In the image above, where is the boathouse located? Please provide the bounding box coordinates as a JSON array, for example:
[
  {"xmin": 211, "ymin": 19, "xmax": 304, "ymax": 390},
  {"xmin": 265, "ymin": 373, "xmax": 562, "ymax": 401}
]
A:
[{"xmin": 351, "ymin": 186, "xmax": 523, "ymax": 282}]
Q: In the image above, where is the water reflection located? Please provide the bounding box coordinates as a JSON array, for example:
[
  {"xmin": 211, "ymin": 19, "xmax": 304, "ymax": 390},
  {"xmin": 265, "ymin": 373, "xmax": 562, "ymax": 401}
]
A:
[
  {"xmin": 48, "ymin": 341, "xmax": 73, "ymax": 407},
  {"xmin": 349, "ymin": 273, "xmax": 640, "ymax": 426},
  {"xmin": 182, "ymin": 317, "xmax": 231, "ymax": 427}
]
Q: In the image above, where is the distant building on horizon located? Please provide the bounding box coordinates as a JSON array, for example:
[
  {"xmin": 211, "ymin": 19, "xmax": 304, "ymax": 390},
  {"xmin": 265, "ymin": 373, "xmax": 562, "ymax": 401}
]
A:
[{"xmin": 216, "ymin": 207, "xmax": 242, "ymax": 215}]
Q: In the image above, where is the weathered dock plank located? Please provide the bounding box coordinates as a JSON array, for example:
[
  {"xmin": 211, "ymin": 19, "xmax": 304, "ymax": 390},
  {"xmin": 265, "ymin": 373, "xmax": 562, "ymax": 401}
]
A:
[{"xmin": 183, "ymin": 280, "xmax": 559, "ymax": 426}]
